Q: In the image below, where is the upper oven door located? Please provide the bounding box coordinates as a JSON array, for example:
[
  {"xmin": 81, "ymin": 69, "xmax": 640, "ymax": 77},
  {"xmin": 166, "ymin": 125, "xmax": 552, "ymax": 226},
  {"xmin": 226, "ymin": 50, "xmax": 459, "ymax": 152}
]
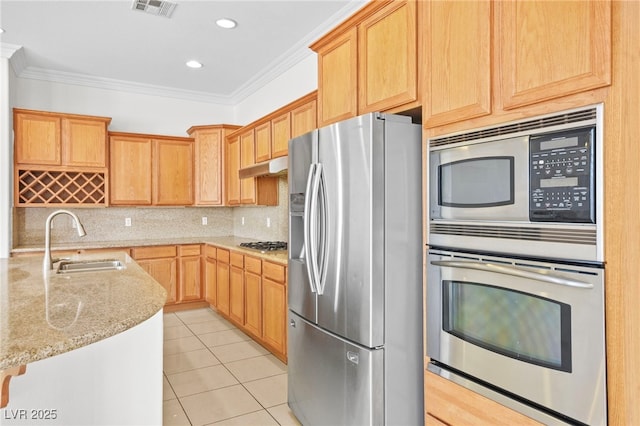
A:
[{"xmin": 429, "ymin": 135, "xmax": 530, "ymax": 221}]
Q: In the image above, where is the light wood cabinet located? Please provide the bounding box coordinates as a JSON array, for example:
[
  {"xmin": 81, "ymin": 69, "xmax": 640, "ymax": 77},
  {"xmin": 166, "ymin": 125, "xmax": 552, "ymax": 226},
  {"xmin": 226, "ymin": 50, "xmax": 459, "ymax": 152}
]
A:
[
  {"xmin": 187, "ymin": 124, "xmax": 240, "ymax": 206},
  {"xmin": 254, "ymin": 122, "xmax": 272, "ymax": 163},
  {"xmin": 178, "ymin": 245, "xmax": 202, "ymax": 302},
  {"xmin": 204, "ymin": 253, "xmax": 217, "ymax": 307},
  {"xmin": 244, "ymin": 256, "xmax": 263, "ymax": 338},
  {"xmin": 229, "ymin": 252, "xmax": 245, "ymax": 325},
  {"xmin": 423, "ymin": 0, "xmax": 491, "ymax": 128},
  {"xmin": 133, "ymin": 245, "xmax": 178, "ymax": 305},
  {"xmin": 109, "ymin": 132, "xmax": 194, "ymax": 206},
  {"xmin": 216, "ymin": 249, "xmax": 231, "ymax": 316},
  {"xmin": 311, "ymin": 0, "xmax": 419, "ymax": 127},
  {"xmin": 262, "ymin": 261, "xmax": 287, "ymax": 358},
  {"xmin": 422, "ymin": 0, "xmax": 611, "ymax": 131},
  {"xmin": 424, "ymin": 370, "xmax": 541, "ymax": 425},
  {"xmin": 14, "ymin": 109, "xmax": 110, "ymax": 168},
  {"xmin": 290, "ymin": 98, "xmax": 317, "ymax": 139},
  {"xmin": 225, "ymin": 135, "xmax": 241, "ymax": 205},
  {"xmin": 270, "ymin": 113, "xmax": 291, "ymax": 159},
  {"xmin": 239, "ymin": 129, "xmax": 256, "ymax": 204}
]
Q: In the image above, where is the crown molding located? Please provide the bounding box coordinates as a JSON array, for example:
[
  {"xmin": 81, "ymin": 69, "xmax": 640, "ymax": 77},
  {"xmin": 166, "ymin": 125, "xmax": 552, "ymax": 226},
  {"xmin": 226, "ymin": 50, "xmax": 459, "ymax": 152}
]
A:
[{"xmin": 5, "ymin": 0, "xmax": 368, "ymax": 106}]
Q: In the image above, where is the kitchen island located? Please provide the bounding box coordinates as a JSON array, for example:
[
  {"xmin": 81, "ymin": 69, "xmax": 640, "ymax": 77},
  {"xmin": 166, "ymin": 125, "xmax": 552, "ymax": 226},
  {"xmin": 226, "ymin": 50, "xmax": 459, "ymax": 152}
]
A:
[{"xmin": 0, "ymin": 251, "xmax": 167, "ymax": 425}]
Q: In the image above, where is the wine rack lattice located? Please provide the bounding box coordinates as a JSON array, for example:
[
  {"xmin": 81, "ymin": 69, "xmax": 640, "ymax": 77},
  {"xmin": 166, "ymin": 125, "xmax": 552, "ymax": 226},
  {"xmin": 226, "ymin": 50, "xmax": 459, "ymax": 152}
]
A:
[{"xmin": 17, "ymin": 169, "xmax": 106, "ymax": 205}]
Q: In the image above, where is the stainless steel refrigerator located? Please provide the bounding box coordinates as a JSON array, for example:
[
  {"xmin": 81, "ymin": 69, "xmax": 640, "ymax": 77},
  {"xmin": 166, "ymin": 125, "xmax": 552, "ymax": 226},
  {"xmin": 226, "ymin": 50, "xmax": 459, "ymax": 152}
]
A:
[{"xmin": 287, "ymin": 112, "xmax": 423, "ymax": 425}]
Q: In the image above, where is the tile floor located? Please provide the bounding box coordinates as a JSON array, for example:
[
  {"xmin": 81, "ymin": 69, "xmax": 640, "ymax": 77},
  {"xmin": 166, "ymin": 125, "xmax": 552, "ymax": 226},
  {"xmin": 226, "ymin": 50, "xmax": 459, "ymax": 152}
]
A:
[{"xmin": 163, "ymin": 308, "xmax": 302, "ymax": 426}]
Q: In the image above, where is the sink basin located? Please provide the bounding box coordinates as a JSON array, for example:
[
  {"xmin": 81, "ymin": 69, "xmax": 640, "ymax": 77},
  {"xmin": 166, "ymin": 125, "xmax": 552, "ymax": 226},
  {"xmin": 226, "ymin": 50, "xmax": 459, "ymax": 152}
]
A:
[{"xmin": 56, "ymin": 259, "xmax": 125, "ymax": 274}]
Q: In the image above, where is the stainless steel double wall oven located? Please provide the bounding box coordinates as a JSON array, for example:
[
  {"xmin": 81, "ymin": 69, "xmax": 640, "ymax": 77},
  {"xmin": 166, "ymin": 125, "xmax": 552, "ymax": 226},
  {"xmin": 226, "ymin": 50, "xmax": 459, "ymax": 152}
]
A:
[{"xmin": 426, "ymin": 105, "xmax": 606, "ymax": 425}]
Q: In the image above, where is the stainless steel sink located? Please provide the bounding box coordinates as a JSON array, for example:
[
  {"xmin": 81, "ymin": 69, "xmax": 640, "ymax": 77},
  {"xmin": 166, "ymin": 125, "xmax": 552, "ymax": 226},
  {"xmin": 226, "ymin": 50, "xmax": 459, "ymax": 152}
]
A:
[{"xmin": 56, "ymin": 259, "xmax": 125, "ymax": 274}]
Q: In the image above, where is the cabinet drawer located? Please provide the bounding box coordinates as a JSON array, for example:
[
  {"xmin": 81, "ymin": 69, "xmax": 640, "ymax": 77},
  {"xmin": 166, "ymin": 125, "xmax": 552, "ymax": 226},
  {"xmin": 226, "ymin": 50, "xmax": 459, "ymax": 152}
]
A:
[
  {"xmin": 230, "ymin": 252, "xmax": 244, "ymax": 268},
  {"xmin": 133, "ymin": 245, "xmax": 177, "ymax": 260},
  {"xmin": 263, "ymin": 261, "xmax": 286, "ymax": 283},
  {"xmin": 245, "ymin": 256, "xmax": 262, "ymax": 274},
  {"xmin": 179, "ymin": 244, "xmax": 201, "ymax": 257},
  {"xmin": 204, "ymin": 245, "xmax": 217, "ymax": 259},
  {"xmin": 217, "ymin": 249, "xmax": 230, "ymax": 264}
]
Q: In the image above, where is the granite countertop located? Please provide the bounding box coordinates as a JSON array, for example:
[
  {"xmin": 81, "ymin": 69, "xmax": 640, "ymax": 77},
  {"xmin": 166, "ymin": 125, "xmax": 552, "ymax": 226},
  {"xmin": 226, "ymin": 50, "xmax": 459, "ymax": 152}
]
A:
[
  {"xmin": 12, "ymin": 236, "xmax": 288, "ymax": 265},
  {"xmin": 0, "ymin": 251, "xmax": 167, "ymax": 371}
]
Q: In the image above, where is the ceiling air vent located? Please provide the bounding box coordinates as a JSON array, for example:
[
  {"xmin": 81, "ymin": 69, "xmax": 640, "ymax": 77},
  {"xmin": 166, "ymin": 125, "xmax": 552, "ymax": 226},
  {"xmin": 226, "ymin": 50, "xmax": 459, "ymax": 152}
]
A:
[{"xmin": 131, "ymin": 0, "xmax": 177, "ymax": 18}]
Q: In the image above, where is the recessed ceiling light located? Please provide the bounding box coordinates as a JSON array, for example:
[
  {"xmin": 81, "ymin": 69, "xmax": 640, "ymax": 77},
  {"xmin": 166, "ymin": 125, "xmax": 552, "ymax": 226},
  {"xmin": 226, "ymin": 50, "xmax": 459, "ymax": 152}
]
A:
[
  {"xmin": 186, "ymin": 60, "xmax": 203, "ymax": 69},
  {"xmin": 216, "ymin": 18, "xmax": 237, "ymax": 29}
]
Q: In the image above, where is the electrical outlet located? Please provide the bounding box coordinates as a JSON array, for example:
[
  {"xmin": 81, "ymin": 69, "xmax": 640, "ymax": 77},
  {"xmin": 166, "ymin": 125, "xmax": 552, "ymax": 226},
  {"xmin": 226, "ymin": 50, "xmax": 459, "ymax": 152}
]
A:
[
  {"xmin": 241, "ymin": 217, "xmax": 245, "ymax": 226},
  {"xmin": 266, "ymin": 217, "xmax": 271, "ymax": 228},
  {"xmin": 202, "ymin": 217, "xmax": 207, "ymax": 225},
  {"xmin": 125, "ymin": 217, "xmax": 132, "ymax": 227}
]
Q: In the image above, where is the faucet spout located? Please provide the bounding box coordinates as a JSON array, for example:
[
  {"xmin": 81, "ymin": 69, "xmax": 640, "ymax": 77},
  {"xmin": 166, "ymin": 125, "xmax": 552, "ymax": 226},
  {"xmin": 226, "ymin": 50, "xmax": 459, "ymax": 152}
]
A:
[{"xmin": 43, "ymin": 210, "xmax": 87, "ymax": 274}]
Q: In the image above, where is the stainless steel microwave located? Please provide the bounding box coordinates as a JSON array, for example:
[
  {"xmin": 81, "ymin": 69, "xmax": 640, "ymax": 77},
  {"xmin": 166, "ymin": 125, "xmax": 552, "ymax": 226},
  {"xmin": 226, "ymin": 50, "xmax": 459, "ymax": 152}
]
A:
[{"xmin": 428, "ymin": 104, "xmax": 604, "ymax": 262}]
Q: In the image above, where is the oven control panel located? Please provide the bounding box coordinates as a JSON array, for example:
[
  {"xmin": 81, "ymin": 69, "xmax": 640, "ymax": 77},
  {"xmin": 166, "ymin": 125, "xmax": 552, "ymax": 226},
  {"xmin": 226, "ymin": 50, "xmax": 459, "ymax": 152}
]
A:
[{"xmin": 529, "ymin": 127, "xmax": 595, "ymax": 223}]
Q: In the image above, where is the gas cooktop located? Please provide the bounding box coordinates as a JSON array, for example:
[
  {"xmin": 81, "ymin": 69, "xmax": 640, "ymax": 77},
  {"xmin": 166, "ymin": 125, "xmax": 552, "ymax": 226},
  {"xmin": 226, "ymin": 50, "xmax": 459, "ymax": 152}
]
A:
[{"xmin": 239, "ymin": 241, "xmax": 287, "ymax": 253}]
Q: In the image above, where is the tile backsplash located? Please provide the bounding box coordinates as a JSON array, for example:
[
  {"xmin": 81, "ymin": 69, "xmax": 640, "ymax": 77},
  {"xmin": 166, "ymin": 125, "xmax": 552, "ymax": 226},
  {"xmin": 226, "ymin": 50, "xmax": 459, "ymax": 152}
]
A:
[{"xmin": 13, "ymin": 177, "xmax": 289, "ymax": 248}]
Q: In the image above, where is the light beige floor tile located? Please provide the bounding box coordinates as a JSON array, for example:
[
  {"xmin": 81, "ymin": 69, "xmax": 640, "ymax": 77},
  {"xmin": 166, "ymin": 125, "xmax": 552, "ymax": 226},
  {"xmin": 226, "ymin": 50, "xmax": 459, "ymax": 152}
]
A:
[
  {"xmin": 163, "ymin": 375, "xmax": 176, "ymax": 401},
  {"xmin": 267, "ymin": 403, "xmax": 302, "ymax": 426},
  {"xmin": 211, "ymin": 409, "xmax": 278, "ymax": 425},
  {"xmin": 164, "ymin": 324, "xmax": 194, "ymax": 341},
  {"xmin": 175, "ymin": 308, "xmax": 221, "ymax": 324},
  {"xmin": 243, "ymin": 373, "xmax": 287, "ymax": 408},
  {"xmin": 209, "ymin": 340, "xmax": 270, "ymax": 363},
  {"xmin": 163, "ymin": 399, "xmax": 191, "ymax": 426},
  {"xmin": 187, "ymin": 318, "xmax": 235, "ymax": 335},
  {"xmin": 164, "ymin": 313, "xmax": 184, "ymax": 328},
  {"xmin": 179, "ymin": 384, "xmax": 262, "ymax": 426},
  {"xmin": 167, "ymin": 364, "xmax": 238, "ymax": 397},
  {"xmin": 164, "ymin": 335, "xmax": 206, "ymax": 356},
  {"xmin": 224, "ymin": 354, "xmax": 287, "ymax": 383},
  {"xmin": 164, "ymin": 348, "xmax": 221, "ymax": 374},
  {"xmin": 198, "ymin": 329, "xmax": 252, "ymax": 347}
]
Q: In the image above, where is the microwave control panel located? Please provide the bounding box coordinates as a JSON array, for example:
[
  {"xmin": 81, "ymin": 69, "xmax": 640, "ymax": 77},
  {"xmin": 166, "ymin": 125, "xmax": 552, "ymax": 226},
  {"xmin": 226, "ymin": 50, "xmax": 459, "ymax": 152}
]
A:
[{"xmin": 529, "ymin": 127, "xmax": 595, "ymax": 223}]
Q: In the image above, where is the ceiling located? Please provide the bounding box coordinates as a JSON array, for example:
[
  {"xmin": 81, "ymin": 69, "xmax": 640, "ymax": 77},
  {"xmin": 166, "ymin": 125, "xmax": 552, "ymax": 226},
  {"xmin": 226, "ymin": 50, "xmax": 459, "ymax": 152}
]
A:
[{"xmin": 0, "ymin": 0, "xmax": 366, "ymax": 104}]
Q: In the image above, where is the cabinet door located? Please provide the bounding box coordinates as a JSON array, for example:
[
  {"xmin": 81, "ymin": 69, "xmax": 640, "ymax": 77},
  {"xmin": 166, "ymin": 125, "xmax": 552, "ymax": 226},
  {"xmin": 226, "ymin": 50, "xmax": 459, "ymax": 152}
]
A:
[
  {"xmin": 62, "ymin": 117, "xmax": 107, "ymax": 167},
  {"xmin": 245, "ymin": 271, "xmax": 262, "ymax": 338},
  {"xmin": 138, "ymin": 257, "xmax": 177, "ymax": 305},
  {"xmin": 358, "ymin": 0, "xmax": 418, "ymax": 114},
  {"xmin": 154, "ymin": 139, "xmax": 194, "ymax": 205},
  {"xmin": 240, "ymin": 130, "xmax": 256, "ymax": 204},
  {"xmin": 216, "ymin": 261, "xmax": 231, "ymax": 316},
  {"xmin": 205, "ymin": 257, "xmax": 217, "ymax": 307},
  {"xmin": 179, "ymin": 255, "xmax": 202, "ymax": 302},
  {"xmin": 423, "ymin": 0, "xmax": 492, "ymax": 128},
  {"xmin": 14, "ymin": 111, "xmax": 61, "ymax": 166},
  {"xmin": 316, "ymin": 27, "xmax": 358, "ymax": 127},
  {"xmin": 262, "ymin": 277, "xmax": 286, "ymax": 356},
  {"xmin": 229, "ymin": 265, "xmax": 245, "ymax": 325},
  {"xmin": 109, "ymin": 135, "xmax": 152, "ymax": 205},
  {"xmin": 254, "ymin": 122, "xmax": 272, "ymax": 163},
  {"xmin": 291, "ymin": 99, "xmax": 317, "ymax": 139},
  {"xmin": 271, "ymin": 112, "xmax": 291, "ymax": 159},
  {"xmin": 226, "ymin": 135, "xmax": 241, "ymax": 205},
  {"xmin": 194, "ymin": 128, "xmax": 225, "ymax": 206},
  {"xmin": 498, "ymin": 0, "xmax": 611, "ymax": 110}
]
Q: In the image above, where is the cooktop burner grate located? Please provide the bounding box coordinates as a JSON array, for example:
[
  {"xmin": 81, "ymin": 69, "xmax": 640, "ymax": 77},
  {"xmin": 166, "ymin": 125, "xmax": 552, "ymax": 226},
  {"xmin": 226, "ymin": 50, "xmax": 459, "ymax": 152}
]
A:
[{"xmin": 239, "ymin": 241, "xmax": 287, "ymax": 252}]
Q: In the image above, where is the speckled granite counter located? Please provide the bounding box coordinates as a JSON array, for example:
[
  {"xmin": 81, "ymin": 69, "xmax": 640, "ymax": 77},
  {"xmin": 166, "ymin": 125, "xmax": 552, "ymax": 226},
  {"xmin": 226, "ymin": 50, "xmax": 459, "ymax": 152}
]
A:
[
  {"xmin": 0, "ymin": 251, "xmax": 167, "ymax": 371},
  {"xmin": 12, "ymin": 236, "xmax": 288, "ymax": 265}
]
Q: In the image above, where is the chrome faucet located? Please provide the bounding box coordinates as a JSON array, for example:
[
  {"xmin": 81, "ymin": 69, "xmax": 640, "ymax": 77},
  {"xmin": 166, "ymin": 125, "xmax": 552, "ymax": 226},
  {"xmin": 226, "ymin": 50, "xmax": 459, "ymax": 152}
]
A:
[{"xmin": 43, "ymin": 209, "xmax": 87, "ymax": 274}]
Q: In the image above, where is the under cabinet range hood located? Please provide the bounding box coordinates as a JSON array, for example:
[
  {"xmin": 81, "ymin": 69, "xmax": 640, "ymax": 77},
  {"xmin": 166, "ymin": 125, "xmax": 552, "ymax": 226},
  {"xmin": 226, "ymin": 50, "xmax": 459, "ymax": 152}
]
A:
[{"xmin": 239, "ymin": 156, "xmax": 288, "ymax": 179}]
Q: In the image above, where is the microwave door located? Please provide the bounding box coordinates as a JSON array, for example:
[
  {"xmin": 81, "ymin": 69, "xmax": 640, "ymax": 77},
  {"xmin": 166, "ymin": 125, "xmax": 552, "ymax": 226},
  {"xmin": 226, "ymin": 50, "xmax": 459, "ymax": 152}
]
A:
[{"xmin": 429, "ymin": 135, "xmax": 530, "ymax": 222}]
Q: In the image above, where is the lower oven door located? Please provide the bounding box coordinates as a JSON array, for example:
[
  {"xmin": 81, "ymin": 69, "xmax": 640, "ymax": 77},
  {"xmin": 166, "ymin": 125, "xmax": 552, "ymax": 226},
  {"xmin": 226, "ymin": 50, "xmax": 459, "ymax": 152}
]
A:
[{"xmin": 426, "ymin": 249, "xmax": 606, "ymax": 425}]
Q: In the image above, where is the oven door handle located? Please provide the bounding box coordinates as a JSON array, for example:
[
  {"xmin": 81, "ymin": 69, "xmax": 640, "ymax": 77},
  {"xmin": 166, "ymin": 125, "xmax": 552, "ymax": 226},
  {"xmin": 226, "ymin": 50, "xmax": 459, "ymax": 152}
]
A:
[{"xmin": 430, "ymin": 260, "xmax": 594, "ymax": 289}]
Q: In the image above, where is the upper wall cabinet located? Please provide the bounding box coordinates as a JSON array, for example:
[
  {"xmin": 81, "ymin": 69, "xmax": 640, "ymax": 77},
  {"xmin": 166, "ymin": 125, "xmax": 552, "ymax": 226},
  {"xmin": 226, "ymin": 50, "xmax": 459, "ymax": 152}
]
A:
[
  {"xmin": 187, "ymin": 124, "xmax": 240, "ymax": 206},
  {"xmin": 423, "ymin": 0, "xmax": 611, "ymax": 130},
  {"xmin": 13, "ymin": 108, "xmax": 111, "ymax": 207},
  {"xmin": 109, "ymin": 132, "xmax": 194, "ymax": 206},
  {"xmin": 311, "ymin": 0, "xmax": 419, "ymax": 127},
  {"xmin": 14, "ymin": 109, "xmax": 111, "ymax": 168}
]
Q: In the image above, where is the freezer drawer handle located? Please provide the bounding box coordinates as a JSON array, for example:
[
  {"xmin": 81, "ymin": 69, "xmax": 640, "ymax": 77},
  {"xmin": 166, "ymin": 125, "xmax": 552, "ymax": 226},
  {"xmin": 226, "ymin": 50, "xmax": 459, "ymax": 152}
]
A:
[
  {"xmin": 346, "ymin": 351, "xmax": 359, "ymax": 364},
  {"xmin": 430, "ymin": 260, "xmax": 594, "ymax": 289}
]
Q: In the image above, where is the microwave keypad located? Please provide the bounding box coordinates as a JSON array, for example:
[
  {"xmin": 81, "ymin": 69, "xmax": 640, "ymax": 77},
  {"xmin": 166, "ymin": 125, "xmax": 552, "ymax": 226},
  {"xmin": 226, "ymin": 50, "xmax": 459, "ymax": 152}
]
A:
[{"xmin": 529, "ymin": 128, "xmax": 595, "ymax": 223}]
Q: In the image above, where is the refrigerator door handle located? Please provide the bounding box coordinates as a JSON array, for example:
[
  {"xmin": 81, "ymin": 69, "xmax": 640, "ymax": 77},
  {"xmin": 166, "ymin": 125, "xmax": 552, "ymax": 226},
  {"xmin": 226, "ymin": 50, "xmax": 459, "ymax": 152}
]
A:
[
  {"xmin": 308, "ymin": 163, "xmax": 323, "ymax": 295},
  {"xmin": 304, "ymin": 163, "xmax": 318, "ymax": 294},
  {"xmin": 316, "ymin": 165, "xmax": 329, "ymax": 296}
]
